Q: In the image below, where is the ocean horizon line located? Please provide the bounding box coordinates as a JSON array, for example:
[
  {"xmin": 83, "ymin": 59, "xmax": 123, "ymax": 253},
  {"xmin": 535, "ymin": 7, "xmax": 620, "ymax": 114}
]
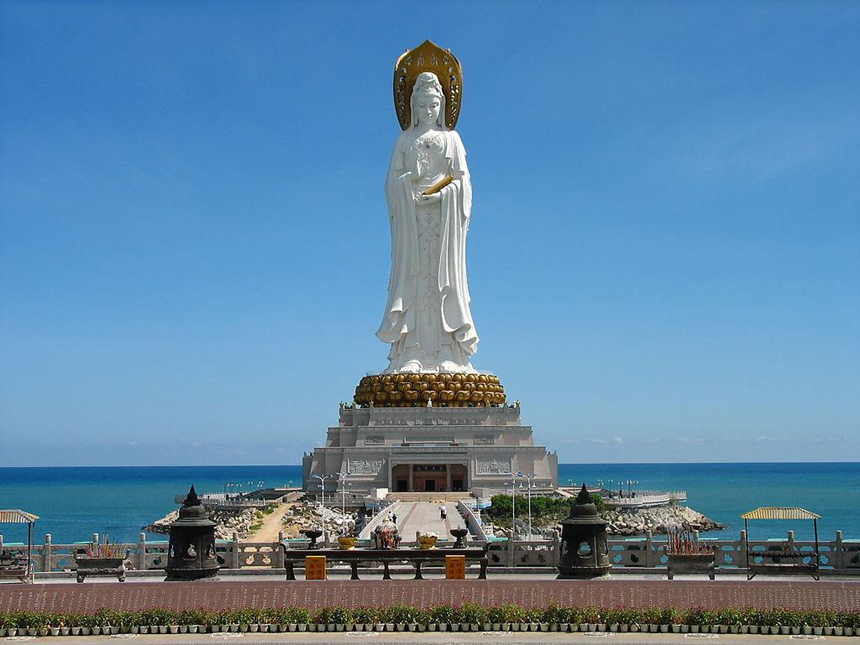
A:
[{"xmin": 2, "ymin": 459, "xmax": 859, "ymax": 470}]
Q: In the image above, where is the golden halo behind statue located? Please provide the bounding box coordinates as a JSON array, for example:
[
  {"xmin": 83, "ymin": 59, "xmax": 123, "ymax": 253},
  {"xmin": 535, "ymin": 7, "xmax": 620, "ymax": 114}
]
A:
[{"xmin": 393, "ymin": 40, "xmax": 463, "ymax": 131}]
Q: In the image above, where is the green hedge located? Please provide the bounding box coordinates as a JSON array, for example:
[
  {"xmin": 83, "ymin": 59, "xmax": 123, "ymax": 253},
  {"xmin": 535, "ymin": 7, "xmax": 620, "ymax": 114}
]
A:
[{"xmin": 1, "ymin": 605, "xmax": 859, "ymax": 628}]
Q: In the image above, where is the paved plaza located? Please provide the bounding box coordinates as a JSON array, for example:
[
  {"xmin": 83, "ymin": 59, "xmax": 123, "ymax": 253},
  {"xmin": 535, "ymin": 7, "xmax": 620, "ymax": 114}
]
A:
[{"xmin": 393, "ymin": 502, "xmax": 467, "ymax": 540}]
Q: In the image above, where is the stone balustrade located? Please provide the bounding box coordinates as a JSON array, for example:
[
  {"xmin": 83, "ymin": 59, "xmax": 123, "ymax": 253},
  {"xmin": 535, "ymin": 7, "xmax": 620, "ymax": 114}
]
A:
[{"xmin": 2, "ymin": 530, "xmax": 859, "ymax": 575}]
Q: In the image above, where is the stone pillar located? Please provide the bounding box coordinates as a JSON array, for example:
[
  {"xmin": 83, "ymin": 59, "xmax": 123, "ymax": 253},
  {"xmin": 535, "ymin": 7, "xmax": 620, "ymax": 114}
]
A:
[
  {"xmin": 835, "ymin": 530, "xmax": 844, "ymax": 570},
  {"xmin": 92, "ymin": 533, "xmax": 99, "ymax": 548},
  {"xmin": 645, "ymin": 530, "xmax": 655, "ymax": 568},
  {"xmin": 446, "ymin": 466, "xmax": 452, "ymax": 492},
  {"xmin": 787, "ymin": 530, "xmax": 795, "ymax": 552},
  {"xmin": 408, "ymin": 465, "xmax": 414, "ymax": 492},
  {"xmin": 739, "ymin": 530, "xmax": 748, "ymax": 569},
  {"xmin": 231, "ymin": 531, "xmax": 241, "ymax": 570},
  {"xmin": 43, "ymin": 534, "xmax": 52, "ymax": 573},
  {"xmin": 138, "ymin": 533, "xmax": 148, "ymax": 570},
  {"xmin": 506, "ymin": 534, "xmax": 515, "ymax": 568}
]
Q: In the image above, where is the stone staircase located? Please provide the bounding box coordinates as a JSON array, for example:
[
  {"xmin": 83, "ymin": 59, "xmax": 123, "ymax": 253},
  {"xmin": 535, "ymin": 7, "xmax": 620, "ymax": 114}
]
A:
[{"xmin": 388, "ymin": 492, "xmax": 473, "ymax": 502}]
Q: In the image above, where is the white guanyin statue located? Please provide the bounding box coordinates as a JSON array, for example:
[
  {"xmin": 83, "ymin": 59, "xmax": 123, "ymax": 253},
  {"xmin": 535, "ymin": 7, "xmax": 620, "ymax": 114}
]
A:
[{"xmin": 376, "ymin": 70, "xmax": 478, "ymax": 373}]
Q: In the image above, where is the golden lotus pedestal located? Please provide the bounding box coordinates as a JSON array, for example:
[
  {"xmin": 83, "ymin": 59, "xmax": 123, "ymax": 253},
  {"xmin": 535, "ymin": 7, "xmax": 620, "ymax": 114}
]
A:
[{"xmin": 354, "ymin": 373, "xmax": 506, "ymax": 408}]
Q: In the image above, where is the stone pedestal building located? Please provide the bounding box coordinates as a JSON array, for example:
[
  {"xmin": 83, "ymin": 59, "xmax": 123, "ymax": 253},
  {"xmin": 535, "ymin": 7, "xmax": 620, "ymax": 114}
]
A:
[{"xmin": 303, "ymin": 403, "xmax": 557, "ymax": 497}]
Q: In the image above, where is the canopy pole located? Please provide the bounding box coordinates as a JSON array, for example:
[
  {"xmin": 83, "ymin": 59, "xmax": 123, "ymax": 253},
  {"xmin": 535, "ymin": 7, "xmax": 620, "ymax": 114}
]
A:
[
  {"xmin": 27, "ymin": 521, "xmax": 33, "ymax": 582},
  {"xmin": 813, "ymin": 518, "xmax": 820, "ymax": 581}
]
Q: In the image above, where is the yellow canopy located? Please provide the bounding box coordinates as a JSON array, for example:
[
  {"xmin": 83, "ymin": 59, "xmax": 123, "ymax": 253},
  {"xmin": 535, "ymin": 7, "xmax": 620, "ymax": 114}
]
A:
[
  {"xmin": 0, "ymin": 510, "xmax": 39, "ymax": 524},
  {"xmin": 741, "ymin": 507, "xmax": 820, "ymax": 520}
]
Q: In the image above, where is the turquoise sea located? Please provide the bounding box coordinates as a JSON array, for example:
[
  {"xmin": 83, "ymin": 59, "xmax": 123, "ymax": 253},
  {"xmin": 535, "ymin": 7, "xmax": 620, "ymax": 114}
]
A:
[{"xmin": 0, "ymin": 463, "xmax": 857, "ymax": 545}]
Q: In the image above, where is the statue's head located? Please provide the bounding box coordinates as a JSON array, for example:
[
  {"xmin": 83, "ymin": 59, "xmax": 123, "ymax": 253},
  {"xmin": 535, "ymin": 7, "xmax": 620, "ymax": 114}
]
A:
[{"xmin": 411, "ymin": 72, "xmax": 447, "ymax": 129}]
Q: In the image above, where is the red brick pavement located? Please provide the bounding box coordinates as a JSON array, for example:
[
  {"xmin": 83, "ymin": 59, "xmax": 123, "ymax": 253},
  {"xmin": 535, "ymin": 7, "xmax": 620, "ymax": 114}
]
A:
[{"xmin": 1, "ymin": 579, "xmax": 859, "ymax": 613}]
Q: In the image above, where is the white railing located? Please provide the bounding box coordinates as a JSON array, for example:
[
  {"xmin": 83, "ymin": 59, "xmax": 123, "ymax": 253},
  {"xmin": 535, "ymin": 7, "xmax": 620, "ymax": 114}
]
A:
[
  {"xmin": 456, "ymin": 500, "xmax": 488, "ymax": 541},
  {"xmin": 604, "ymin": 490, "xmax": 687, "ymax": 507},
  {"xmin": 4, "ymin": 528, "xmax": 859, "ymax": 575}
]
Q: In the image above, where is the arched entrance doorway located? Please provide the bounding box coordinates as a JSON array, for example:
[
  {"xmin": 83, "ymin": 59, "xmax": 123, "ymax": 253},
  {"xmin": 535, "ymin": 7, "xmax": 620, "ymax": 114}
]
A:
[{"xmin": 390, "ymin": 463, "xmax": 469, "ymax": 492}]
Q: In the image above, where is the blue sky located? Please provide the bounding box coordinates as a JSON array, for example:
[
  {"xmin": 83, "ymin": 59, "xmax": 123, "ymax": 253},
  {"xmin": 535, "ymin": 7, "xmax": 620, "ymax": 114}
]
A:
[{"xmin": 1, "ymin": 1, "xmax": 858, "ymax": 466}]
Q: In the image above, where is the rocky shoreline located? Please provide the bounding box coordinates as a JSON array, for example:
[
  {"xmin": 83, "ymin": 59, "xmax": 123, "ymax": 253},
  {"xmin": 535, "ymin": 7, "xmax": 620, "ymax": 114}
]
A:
[
  {"xmin": 143, "ymin": 507, "xmax": 259, "ymax": 540},
  {"xmin": 144, "ymin": 499, "xmax": 358, "ymax": 542},
  {"xmin": 603, "ymin": 504, "xmax": 724, "ymax": 536}
]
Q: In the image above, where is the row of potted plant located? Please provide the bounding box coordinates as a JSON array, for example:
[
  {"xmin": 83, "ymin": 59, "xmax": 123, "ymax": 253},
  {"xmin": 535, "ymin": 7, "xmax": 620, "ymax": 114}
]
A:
[{"xmin": 1, "ymin": 604, "xmax": 859, "ymax": 637}]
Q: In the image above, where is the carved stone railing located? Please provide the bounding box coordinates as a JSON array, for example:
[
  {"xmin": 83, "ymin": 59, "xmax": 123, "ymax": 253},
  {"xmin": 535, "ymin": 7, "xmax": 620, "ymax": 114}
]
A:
[
  {"xmin": 3, "ymin": 529, "xmax": 859, "ymax": 575},
  {"xmin": 604, "ymin": 490, "xmax": 687, "ymax": 508},
  {"xmin": 456, "ymin": 500, "xmax": 488, "ymax": 541},
  {"xmin": 358, "ymin": 502, "xmax": 402, "ymax": 539}
]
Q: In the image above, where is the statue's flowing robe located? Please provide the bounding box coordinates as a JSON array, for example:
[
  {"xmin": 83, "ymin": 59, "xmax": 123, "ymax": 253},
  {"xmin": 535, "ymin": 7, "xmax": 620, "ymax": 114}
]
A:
[{"xmin": 376, "ymin": 129, "xmax": 478, "ymax": 367}]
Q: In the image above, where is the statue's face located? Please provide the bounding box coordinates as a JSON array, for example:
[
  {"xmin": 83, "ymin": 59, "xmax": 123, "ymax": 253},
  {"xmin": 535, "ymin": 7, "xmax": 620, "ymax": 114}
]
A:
[{"xmin": 414, "ymin": 94, "xmax": 441, "ymax": 126}]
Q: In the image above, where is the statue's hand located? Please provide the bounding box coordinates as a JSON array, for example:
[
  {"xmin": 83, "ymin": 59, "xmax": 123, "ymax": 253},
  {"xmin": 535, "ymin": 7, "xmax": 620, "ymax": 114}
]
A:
[{"xmin": 417, "ymin": 192, "xmax": 442, "ymax": 205}]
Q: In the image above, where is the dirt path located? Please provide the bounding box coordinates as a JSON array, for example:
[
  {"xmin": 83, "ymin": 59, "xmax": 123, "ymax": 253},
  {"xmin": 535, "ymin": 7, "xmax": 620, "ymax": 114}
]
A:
[{"xmin": 247, "ymin": 503, "xmax": 289, "ymax": 542}]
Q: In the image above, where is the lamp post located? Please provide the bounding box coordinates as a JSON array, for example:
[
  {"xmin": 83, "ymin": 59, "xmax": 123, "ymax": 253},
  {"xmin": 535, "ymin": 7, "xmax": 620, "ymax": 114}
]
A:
[
  {"xmin": 504, "ymin": 471, "xmax": 517, "ymax": 540},
  {"xmin": 517, "ymin": 472, "xmax": 533, "ymax": 540},
  {"xmin": 312, "ymin": 473, "xmax": 333, "ymax": 544},
  {"xmin": 336, "ymin": 471, "xmax": 349, "ymax": 518}
]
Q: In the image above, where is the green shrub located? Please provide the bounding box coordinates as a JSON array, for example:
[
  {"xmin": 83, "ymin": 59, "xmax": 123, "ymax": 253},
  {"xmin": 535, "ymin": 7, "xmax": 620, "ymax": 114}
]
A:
[
  {"xmin": 140, "ymin": 608, "xmax": 177, "ymax": 626},
  {"xmin": 313, "ymin": 606, "xmax": 354, "ymax": 624},
  {"xmin": 178, "ymin": 609, "xmax": 208, "ymax": 625},
  {"xmin": 640, "ymin": 607, "xmax": 663, "ymax": 625},
  {"xmin": 740, "ymin": 608, "xmax": 764, "ymax": 626},
  {"xmin": 685, "ymin": 608, "xmax": 712, "ymax": 626},
  {"xmin": 456, "ymin": 602, "xmax": 488, "ymax": 624},
  {"xmin": 660, "ymin": 607, "xmax": 683, "ymax": 625},
  {"xmin": 93, "ymin": 609, "xmax": 122, "ymax": 627},
  {"xmin": 542, "ymin": 603, "xmax": 578, "ymax": 624},
  {"xmin": 581, "ymin": 606, "xmax": 604, "ymax": 624},
  {"xmin": 714, "ymin": 607, "xmax": 742, "ymax": 626},
  {"xmin": 352, "ymin": 607, "xmax": 381, "ymax": 624},
  {"xmin": 217, "ymin": 609, "xmax": 243, "ymax": 625},
  {"xmin": 382, "ymin": 604, "xmax": 424, "ymax": 624},
  {"xmin": 429, "ymin": 605, "xmax": 457, "ymax": 624},
  {"xmin": 2, "ymin": 604, "xmax": 858, "ymax": 631},
  {"xmin": 14, "ymin": 612, "xmax": 48, "ymax": 629},
  {"xmin": 279, "ymin": 607, "xmax": 310, "ymax": 624}
]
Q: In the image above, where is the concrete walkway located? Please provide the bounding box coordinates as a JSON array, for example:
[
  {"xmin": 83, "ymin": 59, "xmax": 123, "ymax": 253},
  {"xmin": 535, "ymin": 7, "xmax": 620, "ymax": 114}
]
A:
[
  {"xmin": 395, "ymin": 501, "xmax": 466, "ymax": 540},
  {"xmin": 249, "ymin": 503, "xmax": 290, "ymax": 543}
]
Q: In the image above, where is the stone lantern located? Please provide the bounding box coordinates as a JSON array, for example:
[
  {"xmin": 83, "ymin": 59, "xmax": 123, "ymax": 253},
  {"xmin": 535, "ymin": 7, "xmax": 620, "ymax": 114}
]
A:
[
  {"xmin": 165, "ymin": 485, "xmax": 220, "ymax": 581},
  {"xmin": 557, "ymin": 484, "xmax": 610, "ymax": 579}
]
